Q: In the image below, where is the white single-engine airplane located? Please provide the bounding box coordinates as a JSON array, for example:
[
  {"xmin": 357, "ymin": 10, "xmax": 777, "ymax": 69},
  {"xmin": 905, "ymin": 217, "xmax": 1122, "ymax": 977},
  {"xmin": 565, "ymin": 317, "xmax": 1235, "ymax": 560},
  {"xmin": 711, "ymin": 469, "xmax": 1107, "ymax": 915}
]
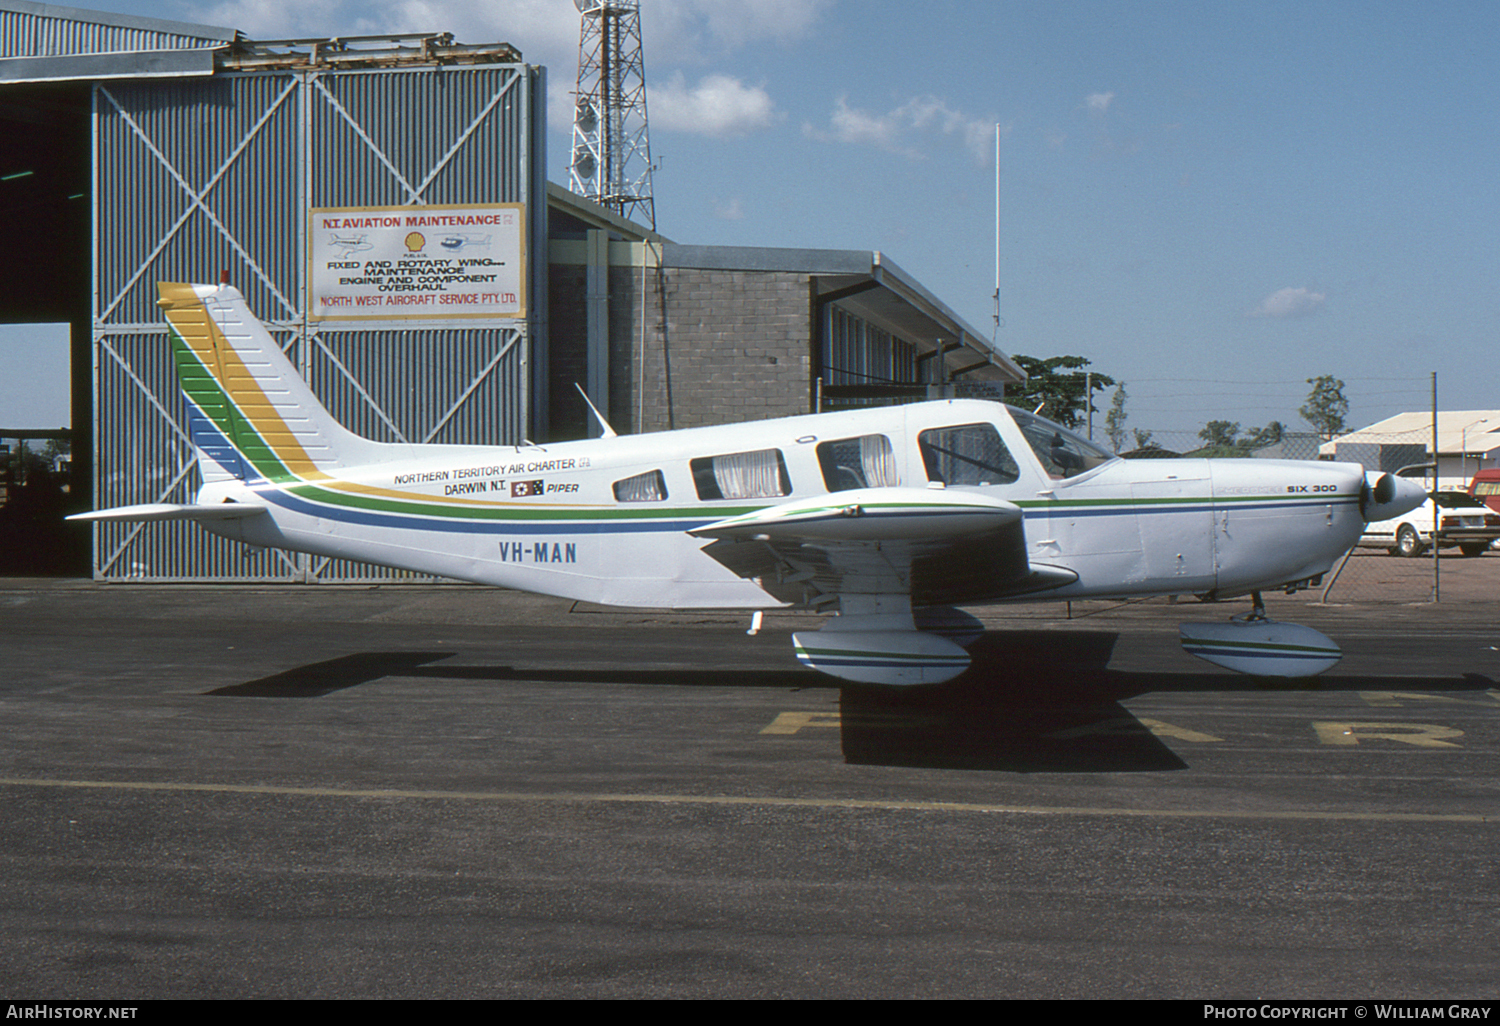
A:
[{"xmin": 72, "ymin": 283, "xmax": 1426, "ymax": 685}]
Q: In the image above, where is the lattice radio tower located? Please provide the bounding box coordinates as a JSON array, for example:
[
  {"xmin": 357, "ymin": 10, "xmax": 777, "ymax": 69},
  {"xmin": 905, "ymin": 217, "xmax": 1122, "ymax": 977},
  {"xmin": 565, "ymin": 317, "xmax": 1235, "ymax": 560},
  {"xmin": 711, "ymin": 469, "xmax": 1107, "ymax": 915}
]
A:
[{"xmin": 570, "ymin": 0, "xmax": 656, "ymax": 229}]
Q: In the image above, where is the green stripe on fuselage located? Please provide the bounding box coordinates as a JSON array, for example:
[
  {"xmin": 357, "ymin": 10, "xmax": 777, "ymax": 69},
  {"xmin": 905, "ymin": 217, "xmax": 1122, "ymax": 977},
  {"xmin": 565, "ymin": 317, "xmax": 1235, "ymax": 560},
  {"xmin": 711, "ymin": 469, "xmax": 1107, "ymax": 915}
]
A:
[
  {"xmin": 169, "ymin": 326, "xmax": 299, "ymax": 483},
  {"xmin": 284, "ymin": 480, "xmax": 763, "ymax": 523}
]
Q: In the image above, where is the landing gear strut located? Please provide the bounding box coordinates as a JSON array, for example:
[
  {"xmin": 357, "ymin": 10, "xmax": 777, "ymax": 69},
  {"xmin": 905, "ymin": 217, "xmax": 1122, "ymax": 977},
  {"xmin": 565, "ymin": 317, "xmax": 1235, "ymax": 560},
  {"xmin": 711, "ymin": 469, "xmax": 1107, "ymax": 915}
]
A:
[{"xmin": 1236, "ymin": 591, "xmax": 1268, "ymax": 623}]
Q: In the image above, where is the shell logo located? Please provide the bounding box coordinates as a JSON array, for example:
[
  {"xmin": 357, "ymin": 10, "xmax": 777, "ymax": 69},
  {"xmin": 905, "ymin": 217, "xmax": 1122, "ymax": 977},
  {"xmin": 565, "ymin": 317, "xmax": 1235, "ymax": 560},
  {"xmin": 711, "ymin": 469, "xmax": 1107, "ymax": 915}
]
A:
[{"xmin": 404, "ymin": 232, "xmax": 426, "ymax": 252}]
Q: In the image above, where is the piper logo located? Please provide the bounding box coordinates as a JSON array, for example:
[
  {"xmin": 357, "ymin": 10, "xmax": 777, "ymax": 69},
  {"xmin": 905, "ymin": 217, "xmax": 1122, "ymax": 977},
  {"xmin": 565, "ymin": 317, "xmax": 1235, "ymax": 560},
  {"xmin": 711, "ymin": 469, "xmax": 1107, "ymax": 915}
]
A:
[{"xmin": 511, "ymin": 480, "xmax": 544, "ymax": 497}]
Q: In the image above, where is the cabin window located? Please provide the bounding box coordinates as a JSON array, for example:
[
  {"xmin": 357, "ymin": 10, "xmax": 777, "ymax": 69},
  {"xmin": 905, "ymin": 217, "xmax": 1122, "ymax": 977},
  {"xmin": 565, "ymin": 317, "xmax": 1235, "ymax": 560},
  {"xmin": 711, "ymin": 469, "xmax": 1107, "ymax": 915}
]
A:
[
  {"xmin": 690, "ymin": 449, "xmax": 791, "ymax": 500},
  {"xmin": 1008, "ymin": 408, "xmax": 1115, "ymax": 479},
  {"xmin": 918, "ymin": 423, "xmax": 1019, "ymax": 486},
  {"xmin": 613, "ymin": 469, "xmax": 668, "ymax": 502},
  {"xmin": 817, "ymin": 434, "xmax": 899, "ymax": 491}
]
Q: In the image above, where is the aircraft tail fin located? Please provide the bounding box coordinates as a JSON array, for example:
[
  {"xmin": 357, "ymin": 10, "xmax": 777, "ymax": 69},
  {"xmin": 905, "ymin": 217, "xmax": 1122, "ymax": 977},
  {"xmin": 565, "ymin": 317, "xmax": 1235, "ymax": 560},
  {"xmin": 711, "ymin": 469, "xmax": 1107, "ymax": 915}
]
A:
[{"xmin": 159, "ymin": 282, "xmax": 381, "ymax": 483}]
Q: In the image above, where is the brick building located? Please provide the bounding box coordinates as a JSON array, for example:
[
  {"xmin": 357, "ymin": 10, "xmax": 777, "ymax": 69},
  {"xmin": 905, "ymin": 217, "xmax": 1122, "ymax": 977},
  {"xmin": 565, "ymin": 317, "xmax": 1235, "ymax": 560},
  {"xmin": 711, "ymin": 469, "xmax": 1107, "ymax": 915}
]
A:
[{"xmin": 546, "ymin": 184, "xmax": 1024, "ymax": 441}]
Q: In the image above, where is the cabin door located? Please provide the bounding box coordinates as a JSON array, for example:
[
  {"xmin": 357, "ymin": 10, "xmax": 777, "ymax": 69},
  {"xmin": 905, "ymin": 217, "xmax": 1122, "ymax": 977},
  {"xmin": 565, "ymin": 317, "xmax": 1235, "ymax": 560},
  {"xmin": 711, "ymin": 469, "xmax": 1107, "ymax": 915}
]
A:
[{"xmin": 1131, "ymin": 466, "xmax": 1217, "ymax": 594}]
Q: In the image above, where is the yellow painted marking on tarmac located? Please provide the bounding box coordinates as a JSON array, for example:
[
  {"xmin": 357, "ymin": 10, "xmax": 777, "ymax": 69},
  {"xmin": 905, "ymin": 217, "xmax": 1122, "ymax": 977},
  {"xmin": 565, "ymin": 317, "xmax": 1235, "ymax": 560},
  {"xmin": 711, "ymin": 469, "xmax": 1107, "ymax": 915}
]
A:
[
  {"xmin": 760, "ymin": 711, "xmax": 842, "ymax": 735},
  {"xmin": 1311, "ymin": 722, "xmax": 1465, "ymax": 748},
  {"xmin": 1360, "ymin": 691, "xmax": 1499, "ymax": 708},
  {"xmin": 0, "ymin": 776, "xmax": 1489, "ymax": 824},
  {"xmin": 1137, "ymin": 717, "xmax": 1224, "ymax": 743}
]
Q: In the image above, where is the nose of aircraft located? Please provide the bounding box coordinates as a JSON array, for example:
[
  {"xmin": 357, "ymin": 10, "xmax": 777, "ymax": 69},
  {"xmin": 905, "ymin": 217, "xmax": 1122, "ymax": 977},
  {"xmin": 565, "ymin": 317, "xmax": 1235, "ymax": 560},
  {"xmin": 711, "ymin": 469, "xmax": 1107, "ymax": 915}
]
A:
[{"xmin": 1360, "ymin": 470, "xmax": 1427, "ymax": 522}]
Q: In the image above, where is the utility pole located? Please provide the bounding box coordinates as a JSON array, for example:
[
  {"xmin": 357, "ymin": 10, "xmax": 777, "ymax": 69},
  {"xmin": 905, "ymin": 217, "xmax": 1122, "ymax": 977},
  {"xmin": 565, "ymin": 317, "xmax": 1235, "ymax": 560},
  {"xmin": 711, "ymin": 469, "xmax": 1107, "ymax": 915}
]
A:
[
  {"xmin": 993, "ymin": 124, "xmax": 1001, "ymax": 342},
  {"xmin": 1432, "ymin": 371, "xmax": 1439, "ymax": 602}
]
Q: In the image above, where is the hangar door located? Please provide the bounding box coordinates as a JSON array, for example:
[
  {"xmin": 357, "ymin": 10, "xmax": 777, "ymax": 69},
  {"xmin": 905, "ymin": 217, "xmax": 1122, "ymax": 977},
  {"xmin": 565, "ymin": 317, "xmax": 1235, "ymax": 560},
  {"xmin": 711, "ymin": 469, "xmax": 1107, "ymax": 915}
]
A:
[{"xmin": 91, "ymin": 63, "xmax": 543, "ymax": 581}]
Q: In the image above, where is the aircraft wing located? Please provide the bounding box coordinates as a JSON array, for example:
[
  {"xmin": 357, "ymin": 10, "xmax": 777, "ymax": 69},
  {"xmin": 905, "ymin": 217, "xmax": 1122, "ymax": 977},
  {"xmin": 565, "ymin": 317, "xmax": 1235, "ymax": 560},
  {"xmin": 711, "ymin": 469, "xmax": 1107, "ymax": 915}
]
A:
[
  {"xmin": 688, "ymin": 488, "xmax": 1074, "ymax": 684},
  {"xmin": 689, "ymin": 487, "xmax": 1072, "ymax": 608}
]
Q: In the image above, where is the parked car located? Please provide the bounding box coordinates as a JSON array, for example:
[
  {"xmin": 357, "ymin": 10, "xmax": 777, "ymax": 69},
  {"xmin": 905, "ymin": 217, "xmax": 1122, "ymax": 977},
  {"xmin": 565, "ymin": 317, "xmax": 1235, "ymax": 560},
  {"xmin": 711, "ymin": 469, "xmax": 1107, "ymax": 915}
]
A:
[
  {"xmin": 1359, "ymin": 489, "xmax": 1500, "ymax": 557},
  {"xmin": 1468, "ymin": 469, "xmax": 1500, "ymax": 516}
]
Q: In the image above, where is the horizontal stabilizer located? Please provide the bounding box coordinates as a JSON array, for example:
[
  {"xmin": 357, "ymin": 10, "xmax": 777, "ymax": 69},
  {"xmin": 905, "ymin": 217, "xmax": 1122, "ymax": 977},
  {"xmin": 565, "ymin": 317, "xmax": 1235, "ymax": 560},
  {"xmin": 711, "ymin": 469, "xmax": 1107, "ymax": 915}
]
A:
[
  {"xmin": 67, "ymin": 503, "xmax": 268, "ymax": 524},
  {"xmin": 1180, "ymin": 619, "xmax": 1341, "ymax": 677}
]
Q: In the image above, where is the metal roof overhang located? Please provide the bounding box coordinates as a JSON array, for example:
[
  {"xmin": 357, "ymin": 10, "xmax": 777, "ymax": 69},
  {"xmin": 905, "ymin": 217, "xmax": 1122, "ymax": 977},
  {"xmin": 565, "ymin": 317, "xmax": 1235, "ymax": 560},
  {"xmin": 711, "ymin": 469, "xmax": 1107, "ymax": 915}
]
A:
[
  {"xmin": 0, "ymin": 1, "xmax": 235, "ymax": 82},
  {"xmin": 661, "ymin": 244, "xmax": 1023, "ymax": 384},
  {"xmin": 0, "ymin": 0, "xmax": 236, "ymax": 41},
  {"xmin": 814, "ymin": 253, "xmax": 1021, "ymax": 383},
  {"xmin": 546, "ymin": 181, "xmax": 670, "ymax": 244},
  {"xmin": 0, "ymin": 48, "xmax": 220, "ymax": 83}
]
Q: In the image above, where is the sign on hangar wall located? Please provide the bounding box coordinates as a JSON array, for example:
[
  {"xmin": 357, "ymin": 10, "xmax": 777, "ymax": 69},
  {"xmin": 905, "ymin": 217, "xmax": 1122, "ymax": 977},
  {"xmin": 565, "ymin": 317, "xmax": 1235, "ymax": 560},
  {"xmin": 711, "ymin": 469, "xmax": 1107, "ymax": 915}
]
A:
[{"xmin": 310, "ymin": 203, "xmax": 527, "ymax": 320}]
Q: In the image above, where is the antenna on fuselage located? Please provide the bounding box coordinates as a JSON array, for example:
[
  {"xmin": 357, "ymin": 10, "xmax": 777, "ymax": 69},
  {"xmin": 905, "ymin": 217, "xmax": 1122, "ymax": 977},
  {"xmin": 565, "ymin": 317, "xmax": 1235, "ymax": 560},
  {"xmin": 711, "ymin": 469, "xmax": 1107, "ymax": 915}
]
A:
[{"xmin": 574, "ymin": 383, "xmax": 619, "ymax": 438}]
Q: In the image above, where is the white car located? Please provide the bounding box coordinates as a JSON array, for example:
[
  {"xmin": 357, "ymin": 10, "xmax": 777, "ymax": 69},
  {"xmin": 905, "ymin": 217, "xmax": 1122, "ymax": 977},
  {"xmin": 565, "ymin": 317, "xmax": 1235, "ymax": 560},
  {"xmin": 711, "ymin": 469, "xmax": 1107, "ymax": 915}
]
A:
[{"xmin": 1359, "ymin": 489, "xmax": 1500, "ymax": 557}]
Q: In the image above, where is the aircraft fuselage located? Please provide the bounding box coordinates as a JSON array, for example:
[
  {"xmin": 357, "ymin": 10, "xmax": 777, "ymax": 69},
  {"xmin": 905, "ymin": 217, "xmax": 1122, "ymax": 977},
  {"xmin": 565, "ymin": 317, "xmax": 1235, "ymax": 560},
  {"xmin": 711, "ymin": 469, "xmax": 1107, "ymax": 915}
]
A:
[{"xmin": 195, "ymin": 399, "xmax": 1369, "ymax": 608}]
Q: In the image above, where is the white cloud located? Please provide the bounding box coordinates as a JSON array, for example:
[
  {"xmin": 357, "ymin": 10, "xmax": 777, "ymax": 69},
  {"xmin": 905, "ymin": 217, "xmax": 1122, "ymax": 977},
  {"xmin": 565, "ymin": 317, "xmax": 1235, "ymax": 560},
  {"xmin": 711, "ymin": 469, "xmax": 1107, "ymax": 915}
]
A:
[
  {"xmin": 651, "ymin": 72, "xmax": 780, "ymax": 137},
  {"xmin": 1247, "ymin": 287, "xmax": 1328, "ymax": 319},
  {"xmin": 804, "ymin": 95, "xmax": 997, "ymax": 163},
  {"xmin": 184, "ymin": 0, "xmax": 357, "ymax": 38},
  {"xmin": 1084, "ymin": 91, "xmax": 1116, "ymax": 115},
  {"xmin": 647, "ymin": 0, "xmax": 834, "ymax": 60},
  {"xmin": 713, "ymin": 196, "xmax": 745, "ymax": 220},
  {"xmin": 804, "ymin": 96, "xmax": 908, "ymax": 154}
]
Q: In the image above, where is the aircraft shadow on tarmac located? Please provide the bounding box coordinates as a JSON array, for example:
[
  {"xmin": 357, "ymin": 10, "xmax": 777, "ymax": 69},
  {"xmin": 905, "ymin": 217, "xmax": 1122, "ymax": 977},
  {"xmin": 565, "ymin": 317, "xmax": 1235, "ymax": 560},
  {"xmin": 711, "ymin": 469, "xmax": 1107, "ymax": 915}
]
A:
[{"xmin": 205, "ymin": 632, "xmax": 1496, "ymax": 774}]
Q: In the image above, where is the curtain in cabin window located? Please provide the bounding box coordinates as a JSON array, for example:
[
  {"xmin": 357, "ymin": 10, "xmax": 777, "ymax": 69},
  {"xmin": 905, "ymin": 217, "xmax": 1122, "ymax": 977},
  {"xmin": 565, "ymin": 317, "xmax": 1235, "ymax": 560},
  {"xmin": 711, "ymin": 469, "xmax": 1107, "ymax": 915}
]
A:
[
  {"xmin": 713, "ymin": 449, "xmax": 785, "ymax": 498},
  {"xmin": 690, "ymin": 450, "xmax": 790, "ymax": 500},
  {"xmin": 859, "ymin": 434, "xmax": 898, "ymax": 487},
  {"xmin": 613, "ymin": 469, "xmax": 668, "ymax": 502}
]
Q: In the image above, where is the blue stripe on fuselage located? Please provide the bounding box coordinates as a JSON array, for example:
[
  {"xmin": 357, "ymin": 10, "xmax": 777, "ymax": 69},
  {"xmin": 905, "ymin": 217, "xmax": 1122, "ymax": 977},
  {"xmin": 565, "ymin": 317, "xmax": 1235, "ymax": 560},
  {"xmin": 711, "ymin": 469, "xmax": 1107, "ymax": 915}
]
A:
[
  {"xmin": 261, "ymin": 485, "xmax": 719, "ymax": 536},
  {"xmin": 256, "ymin": 486, "xmax": 1354, "ymax": 538}
]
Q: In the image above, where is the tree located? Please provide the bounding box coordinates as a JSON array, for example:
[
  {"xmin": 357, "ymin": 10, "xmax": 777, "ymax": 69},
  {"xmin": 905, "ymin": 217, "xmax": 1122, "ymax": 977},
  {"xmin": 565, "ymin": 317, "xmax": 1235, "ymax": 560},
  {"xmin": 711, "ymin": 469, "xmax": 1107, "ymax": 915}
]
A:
[
  {"xmin": 1241, "ymin": 421, "xmax": 1285, "ymax": 450},
  {"xmin": 1009, "ymin": 355, "xmax": 1115, "ymax": 431},
  {"xmin": 1300, "ymin": 375, "xmax": 1349, "ymax": 439},
  {"xmin": 1199, "ymin": 420, "xmax": 1242, "ymax": 448},
  {"xmin": 1103, "ymin": 383, "xmax": 1128, "ymax": 453}
]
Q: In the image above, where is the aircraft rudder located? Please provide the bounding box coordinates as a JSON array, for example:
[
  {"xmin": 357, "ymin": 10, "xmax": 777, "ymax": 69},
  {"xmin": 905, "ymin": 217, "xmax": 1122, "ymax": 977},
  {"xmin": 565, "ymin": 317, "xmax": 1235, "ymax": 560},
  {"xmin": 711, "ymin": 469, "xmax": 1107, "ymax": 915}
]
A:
[{"xmin": 158, "ymin": 282, "xmax": 374, "ymax": 480}]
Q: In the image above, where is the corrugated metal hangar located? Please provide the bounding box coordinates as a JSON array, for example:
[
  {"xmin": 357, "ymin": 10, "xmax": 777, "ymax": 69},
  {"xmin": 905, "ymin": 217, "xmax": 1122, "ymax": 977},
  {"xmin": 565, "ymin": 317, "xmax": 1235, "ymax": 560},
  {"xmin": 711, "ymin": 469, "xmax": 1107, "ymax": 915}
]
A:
[{"xmin": 0, "ymin": 0, "xmax": 1022, "ymax": 582}]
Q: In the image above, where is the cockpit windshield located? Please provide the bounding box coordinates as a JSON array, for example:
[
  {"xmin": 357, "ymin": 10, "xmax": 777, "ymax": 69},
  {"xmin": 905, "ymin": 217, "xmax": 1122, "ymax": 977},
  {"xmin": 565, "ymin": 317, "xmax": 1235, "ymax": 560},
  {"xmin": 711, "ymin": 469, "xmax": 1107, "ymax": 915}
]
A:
[{"xmin": 1008, "ymin": 407, "xmax": 1118, "ymax": 479}]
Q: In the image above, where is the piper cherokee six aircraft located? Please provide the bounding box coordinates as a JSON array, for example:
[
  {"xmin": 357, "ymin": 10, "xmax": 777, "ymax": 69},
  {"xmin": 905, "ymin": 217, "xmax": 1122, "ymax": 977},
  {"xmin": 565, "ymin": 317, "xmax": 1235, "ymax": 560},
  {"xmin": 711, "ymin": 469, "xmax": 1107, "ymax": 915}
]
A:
[{"xmin": 71, "ymin": 283, "xmax": 1426, "ymax": 685}]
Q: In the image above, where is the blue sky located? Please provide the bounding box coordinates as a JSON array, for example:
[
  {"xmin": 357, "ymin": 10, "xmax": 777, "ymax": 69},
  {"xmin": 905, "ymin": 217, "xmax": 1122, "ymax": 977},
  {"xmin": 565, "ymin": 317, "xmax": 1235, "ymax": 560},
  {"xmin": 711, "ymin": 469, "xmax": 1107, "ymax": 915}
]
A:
[{"xmin": 7, "ymin": 0, "xmax": 1497, "ymax": 438}]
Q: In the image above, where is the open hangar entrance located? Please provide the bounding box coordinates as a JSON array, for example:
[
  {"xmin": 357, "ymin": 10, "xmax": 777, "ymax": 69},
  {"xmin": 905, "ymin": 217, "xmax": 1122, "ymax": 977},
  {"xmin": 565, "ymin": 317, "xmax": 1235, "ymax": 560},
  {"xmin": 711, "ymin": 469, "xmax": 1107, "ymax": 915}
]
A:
[{"xmin": 0, "ymin": 79, "xmax": 91, "ymax": 574}]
